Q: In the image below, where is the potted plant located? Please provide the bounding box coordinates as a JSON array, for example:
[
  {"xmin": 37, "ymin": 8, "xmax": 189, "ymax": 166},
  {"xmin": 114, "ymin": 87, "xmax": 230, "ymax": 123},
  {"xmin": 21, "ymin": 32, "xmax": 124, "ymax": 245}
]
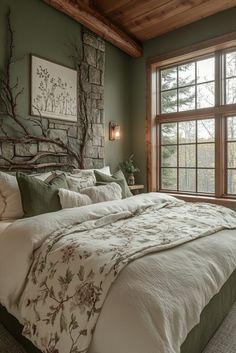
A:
[{"xmin": 120, "ymin": 154, "xmax": 140, "ymax": 185}]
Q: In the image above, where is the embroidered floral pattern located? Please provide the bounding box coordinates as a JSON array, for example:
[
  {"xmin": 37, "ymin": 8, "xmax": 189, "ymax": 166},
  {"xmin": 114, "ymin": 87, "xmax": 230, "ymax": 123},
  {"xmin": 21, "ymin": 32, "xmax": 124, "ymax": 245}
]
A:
[{"xmin": 21, "ymin": 200, "xmax": 236, "ymax": 353}]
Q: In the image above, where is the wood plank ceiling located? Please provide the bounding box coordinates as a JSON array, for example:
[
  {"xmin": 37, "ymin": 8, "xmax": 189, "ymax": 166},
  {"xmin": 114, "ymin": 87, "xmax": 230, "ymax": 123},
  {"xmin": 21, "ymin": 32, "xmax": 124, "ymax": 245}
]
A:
[
  {"xmin": 44, "ymin": 0, "xmax": 236, "ymax": 57},
  {"xmin": 94, "ymin": 0, "xmax": 236, "ymax": 42}
]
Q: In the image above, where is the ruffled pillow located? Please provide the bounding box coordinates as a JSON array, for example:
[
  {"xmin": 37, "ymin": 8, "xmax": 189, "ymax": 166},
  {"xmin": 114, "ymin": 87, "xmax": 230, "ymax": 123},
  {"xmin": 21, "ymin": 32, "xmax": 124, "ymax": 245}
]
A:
[
  {"xmin": 0, "ymin": 171, "xmax": 24, "ymax": 220},
  {"xmin": 72, "ymin": 166, "xmax": 111, "ymax": 176},
  {"xmin": 58, "ymin": 188, "xmax": 92, "ymax": 209},
  {"xmin": 80, "ymin": 182, "xmax": 122, "ymax": 203},
  {"xmin": 52, "ymin": 170, "xmax": 96, "ymax": 191}
]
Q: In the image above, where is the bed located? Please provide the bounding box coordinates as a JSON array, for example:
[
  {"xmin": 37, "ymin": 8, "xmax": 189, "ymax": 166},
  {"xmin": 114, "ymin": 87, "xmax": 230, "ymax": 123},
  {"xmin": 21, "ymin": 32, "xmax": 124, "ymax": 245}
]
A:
[
  {"xmin": 1, "ymin": 271, "xmax": 235, "ymax": 353},
  {"xmin": 0, "ymin": 192, "xmax": 236, "ymax": 353}
]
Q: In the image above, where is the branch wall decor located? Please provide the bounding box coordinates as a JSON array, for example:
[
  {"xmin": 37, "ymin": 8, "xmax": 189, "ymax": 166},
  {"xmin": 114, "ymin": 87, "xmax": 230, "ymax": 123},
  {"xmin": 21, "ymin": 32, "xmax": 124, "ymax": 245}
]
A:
[{"xmin": 0, "ymin": 10, "xmax": 105, "ymax": 171}]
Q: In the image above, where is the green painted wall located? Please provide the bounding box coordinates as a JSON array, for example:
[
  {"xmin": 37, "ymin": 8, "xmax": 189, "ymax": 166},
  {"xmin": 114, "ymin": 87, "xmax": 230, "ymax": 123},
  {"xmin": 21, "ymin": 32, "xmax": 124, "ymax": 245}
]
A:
[
  {"xmin": 0, "ymin": 0, "xmax": 82, "ymax": 122},
  {"xmin": 0, "ymin": 0, "xmax": 131, "ymax": 171},
  {"xmin": 3, "ymin": 0, "xmax": 236, "ymax": 181},
  {"xmin": 131, "ymin": 7, "xmax": 236, "ymax": 187},
  {"xmin": 104, "ymin": 43, "xmax": 131, "ymax": 172}
]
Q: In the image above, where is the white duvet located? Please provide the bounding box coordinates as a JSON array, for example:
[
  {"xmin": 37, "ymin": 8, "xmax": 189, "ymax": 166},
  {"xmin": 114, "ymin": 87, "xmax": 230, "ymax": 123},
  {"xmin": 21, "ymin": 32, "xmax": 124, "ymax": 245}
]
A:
[
  {"xmin": 0, "ymin": 193, "xmax": 236, "ymax": 353},
  {"xmin": 0, "ymin": 221, "xmax": 13, "ymax": 234}
]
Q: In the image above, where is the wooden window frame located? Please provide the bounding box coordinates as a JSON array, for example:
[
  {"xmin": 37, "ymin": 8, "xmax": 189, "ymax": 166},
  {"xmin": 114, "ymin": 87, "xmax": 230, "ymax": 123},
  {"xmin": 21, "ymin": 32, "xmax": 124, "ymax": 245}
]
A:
[{"xmin": 146, "ymin": 32, "xmax": 236, "ymax": 208}]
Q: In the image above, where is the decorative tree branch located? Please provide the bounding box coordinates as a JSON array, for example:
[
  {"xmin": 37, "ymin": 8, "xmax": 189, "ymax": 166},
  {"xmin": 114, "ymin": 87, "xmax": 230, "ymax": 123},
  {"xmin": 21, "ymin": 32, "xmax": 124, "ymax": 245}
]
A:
[
  {"xmin": 77, "ymin": 64, "xmax": 91, "ymax": 169},
  {"xmin": 0, "ymin": 162, "xmax": 76, "ymax": 170},
  {"xmin": 0, "ymin": 10, "xmax": 91, "ymax": 171},
  {"xmin": 68, "ymin": 36, "xmax": 92, "ymax": 169},
  {"xmin": 0, "ymin": 151, "xmax": 77, "ymax": 170}
]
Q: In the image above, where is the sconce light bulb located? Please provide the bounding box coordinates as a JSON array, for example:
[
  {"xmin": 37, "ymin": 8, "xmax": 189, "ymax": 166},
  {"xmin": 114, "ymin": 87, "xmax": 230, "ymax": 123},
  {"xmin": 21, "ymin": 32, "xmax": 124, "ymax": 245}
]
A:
[{"xmin": 109, "ymin": 121, "xmax": 121, "ymax": 141}]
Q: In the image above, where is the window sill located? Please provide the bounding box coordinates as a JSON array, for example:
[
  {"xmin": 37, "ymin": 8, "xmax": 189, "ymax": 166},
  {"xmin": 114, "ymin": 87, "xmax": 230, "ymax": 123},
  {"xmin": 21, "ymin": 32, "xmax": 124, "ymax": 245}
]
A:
[{"xmin": 162, "ymin": 192, "xmax": 236, "ymax": 209}]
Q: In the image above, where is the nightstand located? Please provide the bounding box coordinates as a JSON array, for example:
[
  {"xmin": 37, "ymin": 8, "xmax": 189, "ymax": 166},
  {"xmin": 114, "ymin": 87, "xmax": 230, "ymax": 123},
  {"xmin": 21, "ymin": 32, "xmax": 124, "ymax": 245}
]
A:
[{"xmin": 128, "ymin": 184, "xmax": 144, "ymax": 195}]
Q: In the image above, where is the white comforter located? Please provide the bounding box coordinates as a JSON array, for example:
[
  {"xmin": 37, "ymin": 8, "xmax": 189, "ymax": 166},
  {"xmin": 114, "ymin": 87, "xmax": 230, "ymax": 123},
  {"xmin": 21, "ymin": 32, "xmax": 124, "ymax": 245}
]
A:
[
  {"xmin": 0, "ymin": 221, "xmax": 13, "ymax": 234},
  {"xmin": 0, "ymin": 193, "xmax": 236, "ymax": 353}
]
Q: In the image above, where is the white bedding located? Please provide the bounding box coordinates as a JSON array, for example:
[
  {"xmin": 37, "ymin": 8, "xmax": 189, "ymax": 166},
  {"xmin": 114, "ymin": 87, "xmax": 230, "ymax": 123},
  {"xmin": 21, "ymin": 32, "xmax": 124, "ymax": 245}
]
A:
[
  {"xmin": 0, "ymin": 193, "xmax": 235, "ymax": 353},
  {"xmin": 89, "ymin": 227, "xmax": 236, "ymax": 353},
  {"xmin": 0, "ymin": 221, "xmax": 13, "ymax": 235}
]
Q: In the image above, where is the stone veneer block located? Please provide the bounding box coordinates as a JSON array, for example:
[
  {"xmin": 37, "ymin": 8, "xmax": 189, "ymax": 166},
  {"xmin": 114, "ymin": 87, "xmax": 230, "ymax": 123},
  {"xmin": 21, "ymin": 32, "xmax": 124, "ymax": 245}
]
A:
[
  {"xmin": 92, "ymin": 136, "xmax": 102, "ymax": 146},
  {"xmin": 97, "ymin": 41, "xmax": 105, "ymax": 52},
  {"xmin": 1, "ymin": 142, "xmax": 14, "ymax": 159},
  {"xmin": 54, "ymin": 123, "xmax": 70, "ymax": 130},
  {"xmin": 81, "ymin": 81, "xmax": 91, "ymax": 93},
  {"xmin": 96, "ymin": 99, "xmax": 104, "ymax": 109},
  {"xmin": 83, "ymin": 32, "xmax": 104, "ymax": 52},
  {"xmin": 48, "ymin": 129, "xmax": 68, "ymax": 143},
  {"xmin": 84, "ymin": 44, "xmax": 97, "ymax": 67},
  {"xmin": 80, "ymin": 62, "xmax": 89, "ymax": 82},
  {"xmin": 38, "ymin": 142, "xmax": 65, "ymax": 153},
  {"xmin": 83, "ymin": 158, "xmax": 94, "ymax": 169},
  {"xmin": 92, "ymin": 108, "xmax": 100, "ymax": 123},
  {"xmin": 89, "ymin": 66, "xmax": 101, "ymax": 85},
  {"xmin": 96, "ymin": 50, "xmax": 105, "ymax": 70},
  {"xmin": 98, "ymin": 146, "xmax": 105, "ymax": 158},
  {"xmin": 91, "ymin": 92, "xmax": 100, "ymax": 99},
  {"xmin": 15, "ymin": 143, "xmax": 38, "ymax": 156},
  {"xmin": 93, "ymin": 124, "xmax": 104, "ymax": 137},
  {"xmin": 68, "ymin": 126, "xmax": 78, "ymax": 138},
  {"xmin": 93, "ymin": 158, "xmax": 104, "ymax": 168}
]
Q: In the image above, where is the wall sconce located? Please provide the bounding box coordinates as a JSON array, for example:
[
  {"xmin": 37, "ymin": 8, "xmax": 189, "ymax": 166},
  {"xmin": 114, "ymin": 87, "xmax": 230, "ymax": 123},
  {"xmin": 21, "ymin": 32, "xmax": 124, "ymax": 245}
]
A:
[{"xmin": 109, "ymin": 121, "xmax": 121, "ymax": 141}]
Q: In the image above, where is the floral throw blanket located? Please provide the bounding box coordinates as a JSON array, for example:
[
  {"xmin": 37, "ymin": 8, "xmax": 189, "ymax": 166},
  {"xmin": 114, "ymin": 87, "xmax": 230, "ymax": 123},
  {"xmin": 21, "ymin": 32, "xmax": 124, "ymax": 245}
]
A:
[{"xmin": 20, "ymin": 199, "xmax": 236, "ymax": 353}]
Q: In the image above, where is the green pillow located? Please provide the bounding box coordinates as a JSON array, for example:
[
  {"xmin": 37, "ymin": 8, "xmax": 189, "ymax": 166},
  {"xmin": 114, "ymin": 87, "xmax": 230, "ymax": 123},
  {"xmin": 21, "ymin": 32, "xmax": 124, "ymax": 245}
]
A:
[
  {"xmin": 94, "ymin": 169, "xmax": 132, "ymax": 198},
  {"xmin": 16, "ymin": 172, "xmax": 68, "ymax": 218}
]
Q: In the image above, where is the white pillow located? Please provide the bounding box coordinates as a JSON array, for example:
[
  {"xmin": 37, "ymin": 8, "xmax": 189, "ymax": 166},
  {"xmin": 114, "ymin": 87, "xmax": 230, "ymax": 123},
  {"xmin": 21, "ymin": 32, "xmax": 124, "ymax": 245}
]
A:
[
  {"xmin": 58, "ymin": 188, "xmax": 92, "ymax": 209},
  {"xmin": 66, "ymin": 171, "xmax": 96, "ymax": 191},
  {"xmin": 95, "ymin": 166, "xmax": 111, "ymax": 176},
  {"xmin": 80, "ymin": 182, "xmax": 122, "ymax": 203},
  {"xmin": 30, "ymin": 171, "xmax": 53, "ymax": 181},
  {"xmin": 51, "ymin": 170, "xmax": 96, "ymax": 191},
  {"xmin": 0, "ymin": 172, "xmax": 24, "ymax": 220},
  {"xmin": 72, "ymin": 166, "xmax": 111, "ymax": 176}
]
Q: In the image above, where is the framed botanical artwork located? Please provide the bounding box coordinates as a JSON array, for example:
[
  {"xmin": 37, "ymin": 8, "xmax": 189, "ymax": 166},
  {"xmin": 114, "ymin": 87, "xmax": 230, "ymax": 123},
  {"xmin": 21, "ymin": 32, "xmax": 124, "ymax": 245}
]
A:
[{"xmin": 31, "ymin": 55, "xmax": 77, "ymax": 122}]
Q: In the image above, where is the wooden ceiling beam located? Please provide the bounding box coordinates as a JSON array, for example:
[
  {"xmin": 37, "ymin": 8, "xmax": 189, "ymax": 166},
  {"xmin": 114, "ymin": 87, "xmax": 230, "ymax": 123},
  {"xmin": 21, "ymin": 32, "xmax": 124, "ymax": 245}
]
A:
[{"xmin": 44, "ymin": 0, "xmax": 143, "ymax": 58}]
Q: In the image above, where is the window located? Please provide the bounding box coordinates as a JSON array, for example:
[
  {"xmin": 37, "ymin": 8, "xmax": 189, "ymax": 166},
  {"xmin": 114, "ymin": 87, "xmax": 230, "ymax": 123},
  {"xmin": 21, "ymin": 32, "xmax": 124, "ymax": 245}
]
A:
[
  {"xmin": 160, "ymin": 119, "xmax": 215, "ymax": 194},
  {"xmin": 161, "ymin": 57, "xmax": 215, "ymax": 113},
  {"xmin": 225, "ymin": 52, "xmax": 236, "ymax": 104},
  {"xmin": 151, "ymin": 46, "xmax": 236, "ymax": 201}
]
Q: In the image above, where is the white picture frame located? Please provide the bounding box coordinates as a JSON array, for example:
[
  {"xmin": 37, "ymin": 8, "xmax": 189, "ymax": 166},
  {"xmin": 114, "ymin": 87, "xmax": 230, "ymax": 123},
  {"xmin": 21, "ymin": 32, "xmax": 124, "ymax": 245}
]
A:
[{"xmin": 31, "ymin": 55, "xmax": 77, "ymax": 122}]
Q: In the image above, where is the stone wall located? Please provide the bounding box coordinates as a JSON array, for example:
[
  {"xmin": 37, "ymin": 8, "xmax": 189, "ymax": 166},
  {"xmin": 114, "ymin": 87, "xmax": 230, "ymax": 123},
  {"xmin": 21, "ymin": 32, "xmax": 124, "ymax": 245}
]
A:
[{"xmin": 0, "ymin": 29, "xmax": 105, "ymax": 171}]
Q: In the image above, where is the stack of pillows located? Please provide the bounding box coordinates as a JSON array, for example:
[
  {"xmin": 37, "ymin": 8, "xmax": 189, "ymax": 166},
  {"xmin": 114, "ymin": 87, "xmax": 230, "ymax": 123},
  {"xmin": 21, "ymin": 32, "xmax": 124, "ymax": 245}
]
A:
[{"xmin": 0, "ymin": 167, "xmax": 133, "ymax": 219}]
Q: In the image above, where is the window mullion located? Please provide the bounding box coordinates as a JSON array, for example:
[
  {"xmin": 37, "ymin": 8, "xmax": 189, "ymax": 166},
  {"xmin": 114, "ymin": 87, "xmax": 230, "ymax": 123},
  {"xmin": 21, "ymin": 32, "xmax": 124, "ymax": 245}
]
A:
[
  {"xmin": 177, "ymin": 67, "xmax": 179, "ymax": 112},
  {"xmin": 215, "ymin": 114, "xmax": 224, "ymax": 197},
  {"xmin": 195, "ymin": 61, "xmax": 197, "ymax": 110},
  {"xmin": 215, "ymin": 51, "xmax": 221, "ymax": 107},
  {"xmin": 215, "ymin": 51, "xmax": 223, "ymax": 198}
]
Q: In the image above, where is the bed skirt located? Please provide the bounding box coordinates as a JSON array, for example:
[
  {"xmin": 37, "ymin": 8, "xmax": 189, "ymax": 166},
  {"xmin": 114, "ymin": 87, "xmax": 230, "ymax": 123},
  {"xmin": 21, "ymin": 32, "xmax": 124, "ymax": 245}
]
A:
[
  {"xmin": 1, "ymin": 269, "xmax": 236, "ymax": 353},
  {"xmin": 181, "ymin": 268, "xmax": 236, "ymax": 353}
]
